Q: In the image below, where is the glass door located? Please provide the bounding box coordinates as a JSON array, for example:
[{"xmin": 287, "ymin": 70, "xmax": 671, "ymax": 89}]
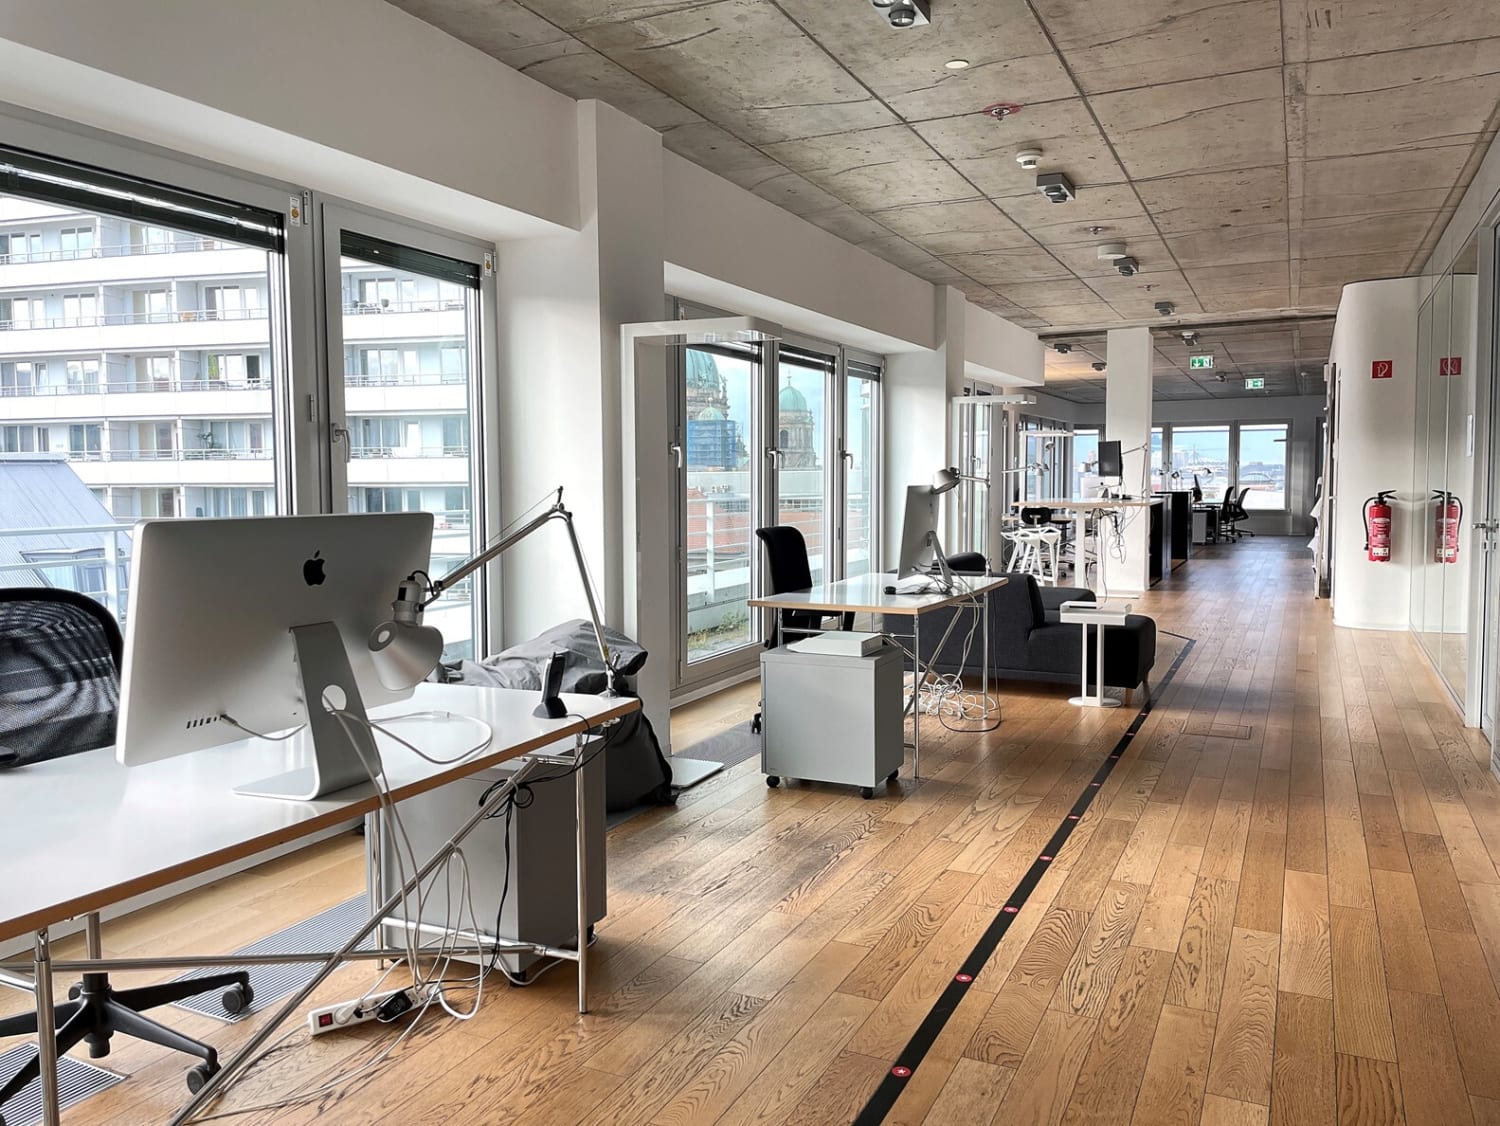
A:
[
  {"xmin": 951, "ymin": 398, "xmax": 994, "ymax": 557},
  {"xmin": 773, "ymin": 342, "xmax": 835, "ymax": 583},
  {"xmin": 676, "ymin": 341, "xmax": 763, "ymax": 686},
  {"xmin": 322, "ymin": 209, "xmax": 491, "ymax": 660},
  {"xmin": 840, "ymin": 356, "xmax": 880, "ymax": 578}
]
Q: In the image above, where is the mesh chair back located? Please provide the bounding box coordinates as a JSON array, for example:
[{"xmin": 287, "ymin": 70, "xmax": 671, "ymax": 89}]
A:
[{"xmin": 0, "ymin": 588, "xmax": 121, "ymax": 769}]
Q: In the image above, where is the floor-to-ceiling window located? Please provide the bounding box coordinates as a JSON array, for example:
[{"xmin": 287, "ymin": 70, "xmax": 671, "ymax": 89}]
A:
[
  {"xmin": 1169, "ymin": 424, "xmax": 1232, "ymax": 500},
  {"xmin": 669, "ymin": 309, "xmax": 883, "ymax": 692},
  {"xmin": 325, "ymin": 221, "xmax": 490, "ymax": 660},
  {"xmin": 1237, "ymin": 423, "xmax": 1289, "ymax": 509}
]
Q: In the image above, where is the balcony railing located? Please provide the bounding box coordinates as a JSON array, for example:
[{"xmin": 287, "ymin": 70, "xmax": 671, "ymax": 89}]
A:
[
  {"xmin": 57, "ymin": 447, "xmax": 272, "ymax": 463},
  {"xmin": 343, "ymin": 300, "xmax": 467, "ymax": 315},
  {"xmin": 0, "ymin": 378, "xmax": 269, "ymax": 398},
  {"xmin": 0, "ymin": 237, "xmax": 235, "ymax": 265},
  {"xmin": 350, "ymin": 445, "xmax": 469, "ymax": 460},
  {"xmin": 344, "ymin": 371, "xmax": 467, "ymax": 387},
  {"xmin": 0, "ymin": 521, "xmax": 130, "ymax": 621},
  {"xmin": 0, "ymin": 307, "xmax": 268, "ymax": 331}
]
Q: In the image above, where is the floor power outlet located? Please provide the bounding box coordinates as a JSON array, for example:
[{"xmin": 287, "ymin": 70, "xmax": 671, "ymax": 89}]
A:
[{"xmin": 307, "ymin": 983, "xmax": 441, "ymax": 1035}]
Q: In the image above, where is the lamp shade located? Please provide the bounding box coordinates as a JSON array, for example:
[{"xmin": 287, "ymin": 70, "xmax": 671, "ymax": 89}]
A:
[
  {"xmin": 931, "ymin": 467, "xmax": 961, "ymax": 494},
  {"xmin": 368, "ymin": 617, "xmax": 444, "ymax": 691}
]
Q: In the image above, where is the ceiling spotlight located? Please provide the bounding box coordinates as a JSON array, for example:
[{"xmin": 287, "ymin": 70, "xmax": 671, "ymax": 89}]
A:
[
  {"xmin": 1054, "ymin": 342, "xmax": 1073, "ymax": 354},
  {"xmin": 945, "ymin": 59, "xmax": 971, "ymax": 70},
  {"xmin": 1096, "ymin": 242, "xmax": 1127, "ymax": 261},
  {"xmin": 1091, "ymin": 361, "xmax": 1107, "ymax": 372},
  {"xmin": 1115, "ymin": 256, "xmax": 1139, "ymax": 277},
  {"xmin": 1036, "ymin": 172, "xmax": 1075, "ymax": 203},
  {"xmin": 1155, "ymin": 300, "xmax": 1175, "ymax": 316},
  {"xmin": 1015, "ymin": 148, "xmax": 1043, "ymax": 170},
  {"xmin": 877, "ymin": 0, "xmax": 930, "ymax": 28}
]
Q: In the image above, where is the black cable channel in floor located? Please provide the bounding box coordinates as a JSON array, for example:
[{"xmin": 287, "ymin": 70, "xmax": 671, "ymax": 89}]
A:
[{"xmin": 851, "ymin": 632, "xmax": 1197, "ymax": 1126}]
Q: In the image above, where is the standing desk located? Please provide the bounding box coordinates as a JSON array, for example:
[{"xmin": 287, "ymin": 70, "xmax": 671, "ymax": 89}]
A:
[
  {"xmin": 749, "ymin": 573, "xmax": 1008, "ymax": 778},
  {"xmin": 1020, "ymin": 498, "xmax": 1163, "ymax": 588},
  {"xmin": 0, "ymin": 683, "xmax": 637, "ymax": 1125}
]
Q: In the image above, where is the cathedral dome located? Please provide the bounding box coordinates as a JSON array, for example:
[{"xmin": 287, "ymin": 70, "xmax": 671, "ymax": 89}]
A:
[{"xmin": 778, "ymin": 378, "xmax": 808, "ymax": 413}]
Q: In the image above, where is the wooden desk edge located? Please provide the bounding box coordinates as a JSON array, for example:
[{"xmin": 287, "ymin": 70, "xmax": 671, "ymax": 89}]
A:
[
  {"xmin": 0, "ymin": 697, "xmax": 640, "ymax": 946},
  {"xmin": 749, "ymin": 577, "xmax": 1006, "ymax": 617}
]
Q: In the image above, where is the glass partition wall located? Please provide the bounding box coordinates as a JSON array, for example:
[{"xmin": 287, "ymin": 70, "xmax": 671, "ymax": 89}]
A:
[{"xmin": 1410, "ymin": 233, "xmax": 1481, "ymax": 709}]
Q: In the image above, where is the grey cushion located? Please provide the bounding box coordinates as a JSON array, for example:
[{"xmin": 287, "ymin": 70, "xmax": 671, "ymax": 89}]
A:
[{"xmin": 469, "ymin": 619, "xmax": 646, "ymax": 695}]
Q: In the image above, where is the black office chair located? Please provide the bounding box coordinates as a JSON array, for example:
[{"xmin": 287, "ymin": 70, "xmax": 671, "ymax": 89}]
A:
[
  {"xmin": 944, "ymin": 552, "xmax": 988, "ymax": 574},
  {"xmin": 1220, "ymin": 487, "xmax": 1254, "ymax": 542},
  {"xmin": 754, "ymin": 526, "xmax": 853, "ymax": 648},
  {"xmin": 0, "ymin": 589, "xmax": 252, "ymax": 1115},
  {"xmin": 1018, "ymin": 506, "xmax": 1053, "ymax": 527}
]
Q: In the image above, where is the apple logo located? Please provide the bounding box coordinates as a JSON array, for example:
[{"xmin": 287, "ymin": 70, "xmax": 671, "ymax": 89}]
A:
[{"xmin": 303, "ymin": 551, "xmax": 326, "ymax": 587}]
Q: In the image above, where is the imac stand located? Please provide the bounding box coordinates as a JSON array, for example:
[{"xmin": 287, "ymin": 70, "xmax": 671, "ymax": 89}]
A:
[{"xmin": 235, "ymin": 622, "xmax": 378, "ymax": 800}]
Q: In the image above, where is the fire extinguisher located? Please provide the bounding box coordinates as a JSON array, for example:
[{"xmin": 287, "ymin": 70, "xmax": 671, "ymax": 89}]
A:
[
  {"xmin": 1434, "ymin": 491, "xmax": 1463, "ymax": 564},
  {"xmin": 1364, "ymin": 491, "xmax": 1395, "ymax": 562}
]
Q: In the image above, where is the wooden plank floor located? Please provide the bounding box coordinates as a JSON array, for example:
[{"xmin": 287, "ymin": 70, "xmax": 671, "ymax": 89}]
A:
[{"xmin": 7, "ymin": 538, "xmax": 1500, "ymax": 1125}]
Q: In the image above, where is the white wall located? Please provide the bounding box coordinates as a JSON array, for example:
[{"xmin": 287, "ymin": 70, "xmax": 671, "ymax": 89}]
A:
[
  {"xmin": 1329, "ymin": 277, "xmax": 1422, "ymax": 630},
  {"xmin": 0, "ymin": 0, "xmax": 578, "ymax": 239},
  {"xmin": 661, "ymin": 153, "xmax": 936, "ymax": 354},
  {"xmin": 965, "ymin": 304, "xmax": 1045, "ymax": 387}
]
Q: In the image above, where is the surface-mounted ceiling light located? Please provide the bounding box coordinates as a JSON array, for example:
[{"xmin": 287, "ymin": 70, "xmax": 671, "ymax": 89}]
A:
[{"xmin": 945, "ymin": 59, "xmax": 971, "ymax": 69}]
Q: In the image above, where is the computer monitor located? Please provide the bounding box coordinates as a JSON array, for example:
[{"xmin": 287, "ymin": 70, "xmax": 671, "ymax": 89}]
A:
[
  {"xmin": 1097, "ymin": 440, "xmax": 1123, "ymax": 480},
  {"xmin": 118, "ymin": 512, "xmax": 434, "ymax": 800},
  {"xmin": 896, "ymin": 485, "xmax": 940, "ymax": 580}
]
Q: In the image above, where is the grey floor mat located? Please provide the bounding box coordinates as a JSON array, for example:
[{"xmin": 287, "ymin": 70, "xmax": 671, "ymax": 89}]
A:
[
  {"xmin": 0, "ymin": 1047, "xmax": 124, "ymax": 1126},
  {"xmin": 172, "ymin": 897, "xmax": 374, "ymax": 1023}
]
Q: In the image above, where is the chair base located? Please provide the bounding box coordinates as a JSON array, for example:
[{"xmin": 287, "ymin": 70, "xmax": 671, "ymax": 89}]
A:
[{"xmin": 0, "ymin": 970, "xmax": 249, "ymax": 1119}]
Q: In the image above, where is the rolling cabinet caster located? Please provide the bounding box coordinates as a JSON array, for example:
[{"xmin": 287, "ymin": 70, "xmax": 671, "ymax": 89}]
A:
[
  {"xmin": 766, "ymin": 775, "xmax": 780, "ymax": 788},
  {"xmin": 860, "ymin": 787, "xmax": 875, "ymax": 800},
  {"xmin": 886, "ymin": 770, "xmax": 899, "ymax": 783}
]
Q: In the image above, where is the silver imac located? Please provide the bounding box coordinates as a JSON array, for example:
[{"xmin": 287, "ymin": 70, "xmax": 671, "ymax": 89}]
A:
[
  {"xmin": 117, "ymin": 512, "xmax": 435, "ymax": 800},
  {"xmin": 893, "ymin": 485, "xmax": 955, "ymax": 593}
]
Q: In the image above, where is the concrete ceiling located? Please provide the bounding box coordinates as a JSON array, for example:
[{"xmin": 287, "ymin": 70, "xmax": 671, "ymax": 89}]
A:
[
  {"xmin": 389, "ymin": 0, "xmax": 1500, "ymax": 334},
  {"xmin": 1041, "ymin": 317, "xmax": 1334, "ymax": 402}
]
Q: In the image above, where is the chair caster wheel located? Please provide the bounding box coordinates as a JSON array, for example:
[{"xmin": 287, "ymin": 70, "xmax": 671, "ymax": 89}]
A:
[
  {"xmin": 886, "ymin": 770, "xmax": 899, "ymax": 783},
  {"xmin": 222, "ymin": 981, "xmax": 253, "ymax": 1015},
  {"xmin": 750, "ymin": 716, "xmax": 762, "ymax": 734},
  {"xmin": 860, "ymin": 787, "xmax": 875, "ymax": 800},
  {"xmin": 186, "ymin": 1062, "xmax": 218, "ymax": 1094},
  {"xmin": 67, "ymin": 983, "xmax": 81, "ymax": 1000},
  {"xmin": 766, "ymin": 775, "xmax": 780, "ymax": 788}
]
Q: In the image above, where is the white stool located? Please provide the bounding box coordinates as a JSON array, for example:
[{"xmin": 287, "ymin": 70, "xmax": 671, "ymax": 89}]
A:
[{"xmin": 1033, "ymin": 526, "xmax": 1061, "ymax": 586}]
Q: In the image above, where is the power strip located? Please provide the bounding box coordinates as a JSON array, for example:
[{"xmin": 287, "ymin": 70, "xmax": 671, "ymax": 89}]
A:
[{"xmin": 307, "ymin": 983, "xmax": 441, "ymax": 1035}]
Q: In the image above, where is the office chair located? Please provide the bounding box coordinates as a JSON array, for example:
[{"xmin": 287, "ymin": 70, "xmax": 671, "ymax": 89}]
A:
[
  {"xmin": 944, "ymin": 552, "xmax": 988, "ymax": 574},
  {"xmin": 1220, "ymin": 487, "xmax": 1254, "ymax": 542},
  {"xmin": 753, "ymin": 526, "xmax": 853, "ymax": 648},
  {"xmin": 0, "ymin": 588, "xmax": 252, "ymax": 1116}
]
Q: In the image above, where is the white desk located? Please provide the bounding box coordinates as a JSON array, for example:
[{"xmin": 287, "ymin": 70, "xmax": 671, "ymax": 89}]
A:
[
  {"xmin": 750, "ymin": 573, "xmax": 1008, "ymax": 777},
  {"xmin": 1019, "ymin": 498, "xmax": 1159, "ymax": 589},
  {"xmin": 0, "ymin": 684, "xmax": 638, "ymax": 1125}
]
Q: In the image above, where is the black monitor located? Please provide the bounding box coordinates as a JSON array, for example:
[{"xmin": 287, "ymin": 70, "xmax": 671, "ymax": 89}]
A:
[{"xmin": 1097, "ymin": 439, "xmax": 1123, "ymax": 479}]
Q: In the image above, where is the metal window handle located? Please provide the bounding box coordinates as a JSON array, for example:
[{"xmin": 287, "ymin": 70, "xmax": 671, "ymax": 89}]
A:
[
  {"xmin": 766, "ymin": 448, "xmax": 784, "ymax": 465},
  {"xmin": 331, "ymin": 422, "xmax": 351, "ymax": 463},
  {"xmin": 669, "ymin": 442, "xmax": 683, "ymax": 469},
  {"xmin": 841, "ymin": 447, "xmax": 854, "ymax": 468}
]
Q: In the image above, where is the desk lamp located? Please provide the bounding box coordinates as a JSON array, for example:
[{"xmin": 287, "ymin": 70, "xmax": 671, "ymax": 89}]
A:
[{"xmin": 368, "ymin": 487, "xmax": 617, "ymax": 695}]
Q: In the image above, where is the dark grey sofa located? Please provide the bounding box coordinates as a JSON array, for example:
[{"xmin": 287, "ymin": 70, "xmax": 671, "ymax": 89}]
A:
[{"xmin": 890, "ymin": 571, "xmax": 1157, "ymax": 696}]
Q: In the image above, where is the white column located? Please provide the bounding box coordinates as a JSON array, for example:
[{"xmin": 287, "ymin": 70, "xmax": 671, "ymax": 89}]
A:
[{"xmin": 1102, "ymin": 326, "xmax": 1152, "ymax": 594}]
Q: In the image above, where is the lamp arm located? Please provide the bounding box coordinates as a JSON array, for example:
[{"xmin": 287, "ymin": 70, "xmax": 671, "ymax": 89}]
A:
[
  {"xmin": 425, "ymin": 489, "xmax": 565, "ymax": 601},
  {"xmin": 421, "ymin": 487, "xmax": 619, "ymax": 696}
]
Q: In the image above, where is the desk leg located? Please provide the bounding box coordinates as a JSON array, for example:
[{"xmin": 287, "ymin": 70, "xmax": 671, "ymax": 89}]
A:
[
  {"xmin": 35, "ymin": 927, "xmax": 59, "ymax": 1126},
  {"xmin": 1096, "ymin": 623, "xmax": 1106, "ymax": 707},
  {"xmin": 982, "ymin": 596, "xmax": 992, "ymax": 719},
  {"xmin": 912, "ymin": 615, "xmax": 923, "ymax": 780},
  {"xmin": 575, "ymin": 755, "xmax": 589, "ymax": 1015}
]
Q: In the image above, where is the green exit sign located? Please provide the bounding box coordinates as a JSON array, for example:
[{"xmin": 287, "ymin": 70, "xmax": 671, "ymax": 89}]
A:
[
  {"xmin": 1245, "ymin": 377, "xmax": 1265, "ymax": 390},
  {"xmin": 1189, "ymin": 354, "xmax": 1214, "ymax": 369}
]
